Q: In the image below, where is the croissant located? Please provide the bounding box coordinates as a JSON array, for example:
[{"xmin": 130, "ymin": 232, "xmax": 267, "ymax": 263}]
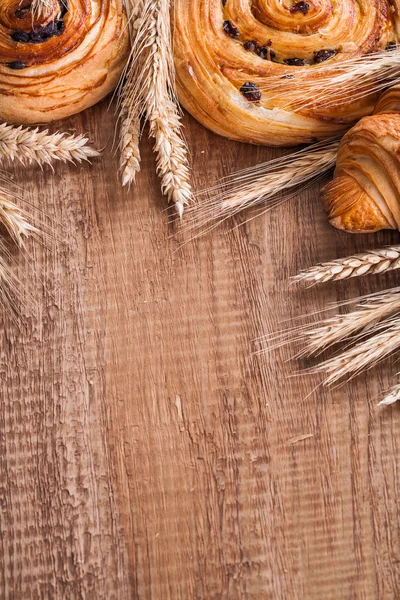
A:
[
  {"xmin": 0, "ymin": 0, "xmax": 129, "ymax": 125},
  {"xmin": 173, "ymin": 0, "xmax": 396, "ymax": 146},
  {"xmin": 321, "ymin": 86, "xmax": 400, "ymax": 233}
]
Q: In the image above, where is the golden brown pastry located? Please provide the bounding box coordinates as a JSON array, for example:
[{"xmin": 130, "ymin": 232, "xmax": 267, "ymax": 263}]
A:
[
  {"xmin": 0, "ymin": 0, "xmax": 129, "ymax": 124},
  {"xmin": 173, "ymin": 0, "xmax": 397, "ymax": 146},
  {"xmin": 321, "ymin": 86, "xmax": 400, "ymax": 233}
]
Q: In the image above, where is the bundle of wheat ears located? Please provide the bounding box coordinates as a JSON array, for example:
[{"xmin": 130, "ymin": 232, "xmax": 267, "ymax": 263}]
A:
[
  {"xmin": 262, "ymin": 246, "xmax": 400, "ymax": 406},
  {"xmin": 0, "ymin": 124, "xmax": 98, "ymax": 307},
  {"xmin": 119, "ymin": 0, "xmax": 192, "ymax": 218}
]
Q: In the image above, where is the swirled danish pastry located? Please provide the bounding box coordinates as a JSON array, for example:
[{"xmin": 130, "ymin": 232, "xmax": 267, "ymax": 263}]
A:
[
  {"xmin": 321, "ymin": 86, "xmax": 400, "ymax": 233},
  {"xmin": 174, "ymin": 1, "xmax": 398, "ymax": 146},
  {"xmin": 0, "ymin": 0, "xmax": 129, "ymax": 124}
]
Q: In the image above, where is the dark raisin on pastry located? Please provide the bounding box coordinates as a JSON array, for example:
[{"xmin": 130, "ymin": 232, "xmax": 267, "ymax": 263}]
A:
[{"xmin": 240, "ymin": 82, "xmax": 262, "ymax": 102}]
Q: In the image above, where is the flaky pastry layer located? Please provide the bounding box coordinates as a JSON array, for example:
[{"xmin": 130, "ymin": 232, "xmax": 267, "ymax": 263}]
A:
[{"xmin": 174, "ymin": 0, "xmax": 397, "ymax": 145}]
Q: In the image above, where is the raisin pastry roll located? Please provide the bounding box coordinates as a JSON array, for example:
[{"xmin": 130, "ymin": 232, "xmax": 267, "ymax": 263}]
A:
[
  {"xmin": 173, "ymin": 0, "xmax": 396, "ymax": 146},
  {"xmin": 0, "ymin": 0, "xmax": 129, "ymax": 124},
  {"xmin": 321, "ymin": 85, "xmax": 400, "ymax": 233}
]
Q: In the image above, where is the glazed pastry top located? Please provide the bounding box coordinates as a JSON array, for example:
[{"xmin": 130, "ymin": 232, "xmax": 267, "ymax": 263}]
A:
[
  {"xmin": 0, "ymin": 0, "xmax": 129, "ymax": 124},
  {"xmin": 174, "ymin": 0, "xmax": 397, "ymax": 145}
]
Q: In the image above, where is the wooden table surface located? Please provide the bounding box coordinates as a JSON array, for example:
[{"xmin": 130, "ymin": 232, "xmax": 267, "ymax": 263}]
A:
[{"xmin": 1, "ymin": 101, "xmax": 400, "ymax": 599}]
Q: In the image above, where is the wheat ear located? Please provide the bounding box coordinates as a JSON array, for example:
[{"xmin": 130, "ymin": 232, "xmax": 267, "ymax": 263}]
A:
[
  {"xmin": 119, "ymin": 108, "xmax": 141, "ymax": 186},
  {"xmin": 314, "ymin": 318, "xmax": 400, "ymax": 385},
  {"xmin": 300, "ymin": 291, "xmax": 400, "ymax": 358},
  {"xmin": 184, "ymin": 138, "xmax": 339, "ymax": 232},
  {"xmin": 379, "ymin": 382, "xmax": 400, "ymax": 406},
  {"xmin": 0, "ymin": 193, "xmax": 38, "ymax": 247},
  {"xmin": 120, "ymin": 0, "xmax": 192, "ymax": 217},
  {"xmin": 146, "ymin": 0, "xmax": 192, "ymax": 218},
  {"xmin": 262, "ymin": 288, "xmax": 400, "ymax": 357},
  {"xmin": 118, "ymin": 0, "xmax": 142, "ymax": 186},
  {"xmin": 263, "ymin": 48, "xmax": 400, "ymax": 111},
  {"xmin": 0, "ymin": 123, "xmax": 99, "ymax": 167},
  {"xmin": 296, "ymin": 246, "xmax": 400, "ymax": 285}
]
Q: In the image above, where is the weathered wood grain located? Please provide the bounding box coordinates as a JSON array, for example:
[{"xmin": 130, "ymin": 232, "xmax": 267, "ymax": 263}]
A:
[{"xmin": 0, "ymin": 101, "xmax": 399, "ymax": 599}]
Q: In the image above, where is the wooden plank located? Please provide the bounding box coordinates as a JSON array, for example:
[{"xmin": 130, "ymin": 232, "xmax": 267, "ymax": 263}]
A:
[{"xmin": 0, "ymin": 101, "xmax": 399, "ymax": 598}]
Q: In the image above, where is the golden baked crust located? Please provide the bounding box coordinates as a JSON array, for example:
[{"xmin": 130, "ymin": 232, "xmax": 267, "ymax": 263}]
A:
[
  {"xmin": 321, "ymin": 91, "xmax": 400, "ymax": 233},
  {"xmin": 0, "ymin": 0, "xmax": 129, "ymax": 124},
  {"xmin": 174, "ymin": 0, "xmax": 395, "ymax": 146}
]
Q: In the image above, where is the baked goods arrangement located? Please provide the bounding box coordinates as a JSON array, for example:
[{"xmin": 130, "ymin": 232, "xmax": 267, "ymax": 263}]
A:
[
  {"xmin": 172, "ymin": 0, "xmax": 400, "ymax": 400},
  {"xmin": 172, "ymin": 0, "xmax": 400, "ymax": 237},
  {"xmin": 1, "ymin": 1, "xmax": 400, "ymax": 400},
  {"xmin": 0, "ymin": 0, "xmax": 128, "ymax": 124},
  {"xmin": 174, "ymin": 0, "xmax": 396, "ymax": 146},
  {"xmin": 2, "ymin": 0, "xmax": 400, "ymax": 232}
]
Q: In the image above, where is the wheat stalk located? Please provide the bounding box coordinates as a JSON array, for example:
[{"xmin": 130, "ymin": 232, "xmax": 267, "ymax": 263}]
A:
[
  {"xmin": 379, "ymin": 382, "xmax": 400, "ymax": 406},
  {"xmin": 120, "ymin": 0, "xmax": 192, "ymax": 217},
  {"xmin": 184, "ymin": 138, "xmax": 339, "ymax": 232},
  {"xmin": 296, "ymin": 246, "xmax": 400, "ymax": 285},
  {"xmin": 0, "ymin": 193, "xmax": 38, "ymax": 247},
  {"xmin": 263, "ymin": 48, "xmax": 400, "ymax": 110},
  {"xmin": 0, "ymin": 123, "xmax": 99, "ymax": 167}
]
